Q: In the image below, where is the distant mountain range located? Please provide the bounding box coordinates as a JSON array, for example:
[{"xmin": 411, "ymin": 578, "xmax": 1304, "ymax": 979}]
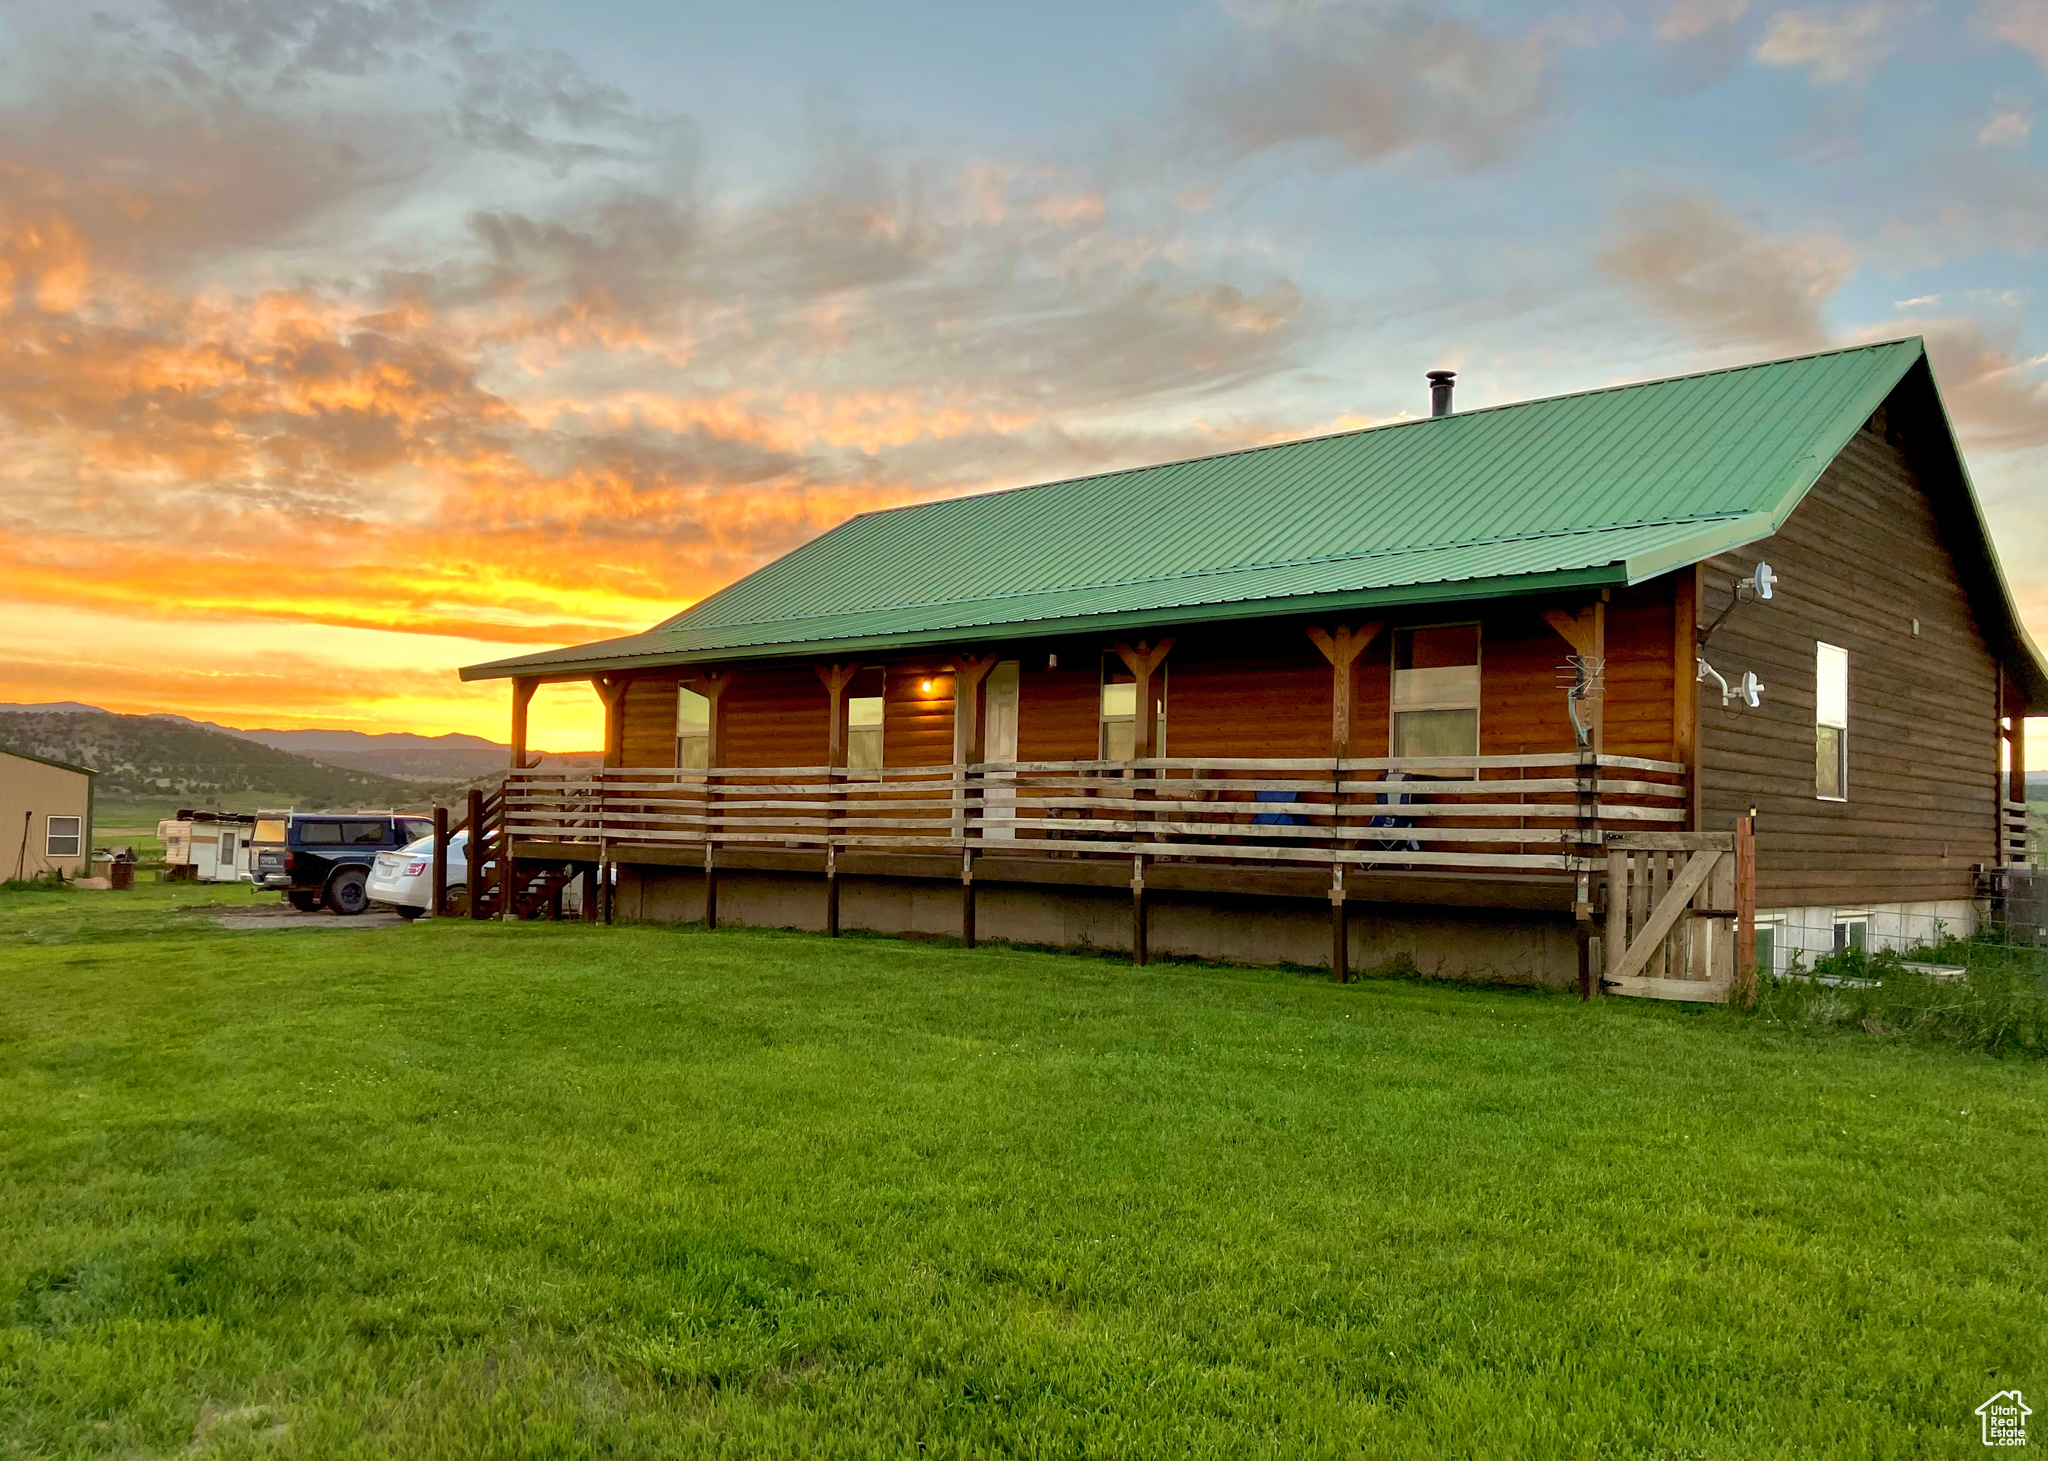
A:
[
  {"xmin": 0, "ymin": 703, "xmax": 599, "ymax": 783},
  {"xmin": 0, "ymin": 708, "xmax": 453, "ymax": 812}
]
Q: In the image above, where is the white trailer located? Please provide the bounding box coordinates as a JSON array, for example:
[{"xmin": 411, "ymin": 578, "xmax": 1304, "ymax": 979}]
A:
[{"xmin": 158, "ymin": 810, "xmax": 257, "ymax": 882}]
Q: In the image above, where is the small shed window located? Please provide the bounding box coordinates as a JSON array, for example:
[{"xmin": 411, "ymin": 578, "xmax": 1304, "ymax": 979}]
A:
[
  {"xmin": 1816, "ymin": 642, "xmax": 1848, "ymax": 800},
  {"xmin": 676, "ymin": 687, "xmax": 710, "ymax": 770},
  {"xmin": 46, "ymin": 815, "xmax": 82, "ymax": 859},
  {"xmin": 1099, "ymin": 676, "xmax": 1166, "ymax": 761},
  {"xmin": 1392, "ymin": 624, "xmax": 1480, "ymax": 759},
  {"xmin": 847, "ymin": 696, "xmax": 884, "ymax": 779}
]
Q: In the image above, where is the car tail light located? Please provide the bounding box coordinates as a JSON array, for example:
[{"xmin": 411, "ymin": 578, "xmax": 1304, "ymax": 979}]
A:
[
  {"xmin": 284, "ymin": 852, "xmax": 296, "ymax": 874},
  {"xmin": 404, "ymin": 861, "xmax": 427, "ymax": 876}
]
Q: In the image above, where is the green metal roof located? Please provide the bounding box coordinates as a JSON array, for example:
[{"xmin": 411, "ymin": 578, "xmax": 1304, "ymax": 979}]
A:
[{"xmin": 464, "ymin": 338, "xmax": 2046, "ymax": 697}]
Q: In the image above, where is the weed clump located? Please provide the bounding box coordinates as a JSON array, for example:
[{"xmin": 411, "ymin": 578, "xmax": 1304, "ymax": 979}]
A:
[{"xmin": 1749, "ymin": 934, "xmax": 2048, "ymax": 1058}]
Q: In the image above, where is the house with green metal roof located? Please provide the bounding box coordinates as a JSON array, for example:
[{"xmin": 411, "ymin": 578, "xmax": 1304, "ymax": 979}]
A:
[{"xmin": 459, "ymin": 338, "xmax": 2042, "ymax": 993}]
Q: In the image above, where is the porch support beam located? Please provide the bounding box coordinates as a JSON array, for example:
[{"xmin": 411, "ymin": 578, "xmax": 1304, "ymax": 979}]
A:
[
  {"xmin": 1110, "ymin": 639, "xmax": 1175, "ymax": 760},
  {"xmin": 815, "ymin": 662, "xmax": 861, "ymax": 768},
  {"xmin": 951, "ymin": 652, "xmax": 1000, "ymax": 765},
  {"xmin": 1307, "ymin": 621, "xmax": 1385, "ymax": 756},
  {"xmin": 593, "ymin": 674, "xmax": 633, "ymax": 769},
  {"xmin": 684, "ymin": 670, "xmax": 734, "ymax": 767},
  {"xmin": 1542, "ymin": 599, "xmax": 1607, "ymax": 753}
]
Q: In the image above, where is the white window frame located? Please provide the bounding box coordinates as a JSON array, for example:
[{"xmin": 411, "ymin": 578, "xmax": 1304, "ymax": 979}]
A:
[
  {"xmin": 1831, "ymin": 910, "xmax": 1869, "ymax": 954},
  {"xmin": 676, "ymin": 686, "xmax": 711, "ymax": 771},
  {"xmin": 1815, "ymin": 642, "xmax": 1848, "ymax": 802},
  {"xmin": 1389, "ymin": 622, "xmax": 1482, "ymax": 760},
  {"xmin": 846, "ymin": 695, "xmax": 885, "ymax": 781},
  {"xmin": 46, "ymin": 815, "xmax": 83, "ymax": 859}
]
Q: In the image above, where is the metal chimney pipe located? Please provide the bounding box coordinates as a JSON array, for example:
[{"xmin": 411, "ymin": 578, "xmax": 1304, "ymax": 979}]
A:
[{"xmin": 1427, "ymin": 370, "xmax": 1456, "ymax": 418}]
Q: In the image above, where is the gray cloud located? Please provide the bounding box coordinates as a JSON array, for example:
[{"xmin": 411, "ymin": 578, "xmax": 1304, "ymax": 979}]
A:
[
  {"xmin": 151, "ymin": 0, "xmax": 478, "ymax": 77},
  {"xmin": 1599, "ymin": 193, "xmax": 1854, "ymax": 352},
  {"xmin": 1903, "ymin": 318, "xmax": 2048, "ymax": 453},
  {"xmin": 1181, "ymin": 1, "xmax": 1549, "ymax": 168}
]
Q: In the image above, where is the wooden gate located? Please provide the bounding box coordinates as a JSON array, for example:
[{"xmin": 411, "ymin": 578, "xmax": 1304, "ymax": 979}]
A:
[{"xmin": 1601, "ymin": 820, "xmax": 1756, "ymax": 1003}]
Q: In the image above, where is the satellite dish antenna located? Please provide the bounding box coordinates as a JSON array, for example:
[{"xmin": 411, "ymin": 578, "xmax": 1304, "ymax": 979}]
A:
[
  {"xmin": 1739, "ymin": 670, "xmax": 1764, "ymax": 708},
  {"xmin": 1743, "ymin": 562, "xmax": 1776, "ymax": 602}
]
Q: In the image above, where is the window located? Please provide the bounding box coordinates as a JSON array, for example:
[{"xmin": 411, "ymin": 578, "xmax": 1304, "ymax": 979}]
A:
[
  {"xmin": 1832, "ymin": 912, "xmax": 1868, "ymax": 954},
  {"xmin": 1753, "ymin": 918, "xmax": 1782, "ymax": 978},
  {"xmin": 1816, "ymin": 642, "xmax": 1848, "ymax": 800},
  {"xmin": 676, "ymin": 686, "xmax": 710, "ymax": 770},
  {"xmin": 1099, "ymin": 676, "xmax": 1166, "ymax": 760},
  {"xmin": 348, "ymin": 821, "xmax": 390, "ymax": 845},
  {"xmin": 847, "ymin": 696, "xmax": 884, "ymax": 778},
  {"xmin": 1391, "ymin": 624, "xmax": 1480, "ymax": 758},
  {"xmin": 45, "ymin": 815, "xmax": 82, "ymax": 859},
  {"xmin": 297, "ymin": 821, "xmax": 343, "ymax": 845}
]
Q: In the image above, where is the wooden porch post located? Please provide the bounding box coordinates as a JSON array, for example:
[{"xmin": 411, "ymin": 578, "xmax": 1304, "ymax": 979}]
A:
[
  {"xmin": 1306, "ymin": 621, "xmax": 1384, "ymax": 758},
  {"xmin": 1542, "ymin": 599, "xmax": 1607, "ymax": 753},
  {"xmin": 497, "ymin": 784, "xmax": 517, "ymax": 922},
  {"xmin": 593, "ymin": 675, "xmax": 632, "ymax": 769},
  {"xmin": 816, "ymin": 663, "xmax": 860, "ymax": 768},
  {"xmin": 1996, "ymin": 665, "xmax": 2009, "ymax": 867},
  {"xmin": 466, "ymin": 789, "xmax": 487, "ymax": 921},
  {"xmin": 952, "ymin": 652, "xmax": 999, "ymax": 948},
  {"xmin": 1111, "ymin": 639, "xmax": 1173, "ymax": 967},
  {"xmin": 509, "ymin": 676, "xmax": 538, "ymax": 769},
  {"xmin": 1308, "ymin": 622, "xmax": 1383, "ymax": 984},
  {"xmin": 1110, "ymin": 640, "xmax": 1175, "ymax": 760},
  {"xmin": 816, "ymin": 664, "xmax": 859, "ymax": 938},
  {"xmin": 691, "ymin": 671, "xmax": 733, "ymax": 929}
]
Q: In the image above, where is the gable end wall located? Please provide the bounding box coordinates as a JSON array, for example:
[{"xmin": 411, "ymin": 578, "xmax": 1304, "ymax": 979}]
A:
[{"xmin": 1696, "ymin": 416, "xmax": 1999, "ymax": 907}]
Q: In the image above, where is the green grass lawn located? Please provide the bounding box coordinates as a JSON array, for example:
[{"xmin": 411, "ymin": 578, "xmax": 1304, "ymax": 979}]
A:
[{"xmin": 2, "ymin": 883, "xmax": 2042, "ymax": 1459}]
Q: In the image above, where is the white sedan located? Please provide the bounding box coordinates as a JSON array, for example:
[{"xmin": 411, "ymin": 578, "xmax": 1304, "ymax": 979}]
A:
[{"xmin": 367, "ymin": 830, "xmax": 467, "ymax": 919}]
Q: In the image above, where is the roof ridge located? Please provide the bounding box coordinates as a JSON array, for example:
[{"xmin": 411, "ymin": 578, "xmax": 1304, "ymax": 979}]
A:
[
  {"xmin": 672, "ymin": 512, "xmax": 1749, "ymax": 634},
  {"xmin": 818, "ymin": 337, "xmax": 1926, "ymax": 529}
]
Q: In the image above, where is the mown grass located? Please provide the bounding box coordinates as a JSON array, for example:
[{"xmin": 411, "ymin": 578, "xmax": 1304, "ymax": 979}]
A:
[{"xmin": 2, "ymin": 882, "xmax": 2043, "ymax": 1458}]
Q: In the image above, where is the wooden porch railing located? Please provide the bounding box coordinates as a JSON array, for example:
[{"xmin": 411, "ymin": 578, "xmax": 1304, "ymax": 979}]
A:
[{"xmin": 502, "ymin": 752, "xmax": 1687, "ymax": 875}]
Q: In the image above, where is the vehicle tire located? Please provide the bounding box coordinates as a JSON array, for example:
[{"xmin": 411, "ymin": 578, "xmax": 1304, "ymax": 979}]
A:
[
  {"xmin": 446, "ymin": 884, "xmax": 470, "ymax": 918},
  {"xmin": 393, "ymin": 904, "xmax": 426, "ymax": 921},
  {"xmin": 325, "ymin": 868, "xmax": 370, "ymax": 916},
  {"xmin": 287, "ymin": 892, "xmax": 322, "ymax": 913}
]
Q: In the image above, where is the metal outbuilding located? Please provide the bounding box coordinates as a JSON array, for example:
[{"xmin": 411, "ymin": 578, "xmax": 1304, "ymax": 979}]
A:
[{"xmin": 1, "ymin": 744, "xmax": 96, "ymax": 882}]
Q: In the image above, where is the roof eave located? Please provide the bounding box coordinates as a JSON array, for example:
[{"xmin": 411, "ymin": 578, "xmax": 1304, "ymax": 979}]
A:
[{"xmin": 458, "ymin": 562, "xmax": 1634, "ymax": 681}]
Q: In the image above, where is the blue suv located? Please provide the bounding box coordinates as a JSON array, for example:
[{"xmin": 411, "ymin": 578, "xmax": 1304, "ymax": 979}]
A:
[{"xmin": 253, "ymin": 813, "xmax": 434, "ymax": 915}]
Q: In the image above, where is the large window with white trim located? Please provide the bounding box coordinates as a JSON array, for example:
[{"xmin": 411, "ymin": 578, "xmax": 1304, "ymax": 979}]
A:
[
  {"xmin": 1816, "ymin": 642, "xmax": 1848, "ymax": 800},
  {"xmin": 847, "ymin": 696, "xmax": 884, "ymax": 779},
  {"xmin": 1391, "ymin": 624, "xmax": 1481, "ymax": 759}
]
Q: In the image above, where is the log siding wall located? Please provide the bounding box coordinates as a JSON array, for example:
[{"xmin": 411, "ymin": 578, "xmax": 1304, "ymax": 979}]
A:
[
  {"xmin": 1695, "ymin": 414, "xmax": 1999, "ymax": 906},
  {"xmin": 609, "ymin": 594, "xmax": 1682, "ymax": 773}
]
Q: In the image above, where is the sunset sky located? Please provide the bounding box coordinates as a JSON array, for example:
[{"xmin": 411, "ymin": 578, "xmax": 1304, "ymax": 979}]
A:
[{"xmin": 1, "ymin": 0, "xmax": 2044, "ymax": 752}]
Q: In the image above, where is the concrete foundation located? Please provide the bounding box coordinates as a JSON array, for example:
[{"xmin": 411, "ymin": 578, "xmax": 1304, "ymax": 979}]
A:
[{"xmin": 613, "ymin": 862, "xmax": 1583, "ymax": 987}]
